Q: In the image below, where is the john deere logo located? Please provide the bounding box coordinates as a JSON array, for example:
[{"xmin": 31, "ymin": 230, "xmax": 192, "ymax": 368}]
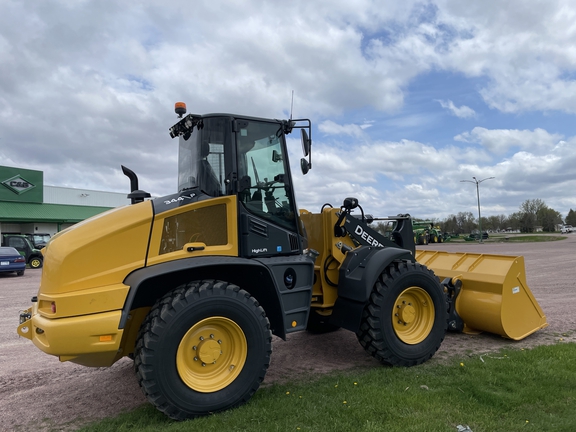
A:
[{"xmin": 1, "ymin": 175, "xmax": 36, "ymax": 195}]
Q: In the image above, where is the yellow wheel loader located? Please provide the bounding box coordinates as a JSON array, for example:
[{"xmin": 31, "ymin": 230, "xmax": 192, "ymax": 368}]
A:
[{"xmin": 17, "ymin": 104, "xmax": 547, "ymax": 420}]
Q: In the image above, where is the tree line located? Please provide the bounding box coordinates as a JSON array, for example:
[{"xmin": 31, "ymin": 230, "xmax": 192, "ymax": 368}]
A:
[{"xmin": 435, "ymin": 199, "xmax": 575, "ymax": 234}]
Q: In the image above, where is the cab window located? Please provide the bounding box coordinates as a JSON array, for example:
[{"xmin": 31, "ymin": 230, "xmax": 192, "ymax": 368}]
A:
[{"xmin": 237, "ymin": 121, "xmax": 296, "ymax": 232}]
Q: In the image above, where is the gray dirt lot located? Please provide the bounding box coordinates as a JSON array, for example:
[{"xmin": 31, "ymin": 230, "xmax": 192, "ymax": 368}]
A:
[{"xmin": 1, "ymin": 235, "xmax": 575, "ymax": 431}]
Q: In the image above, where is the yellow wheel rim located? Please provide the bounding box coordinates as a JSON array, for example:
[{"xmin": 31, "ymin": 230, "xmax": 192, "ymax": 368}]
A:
[
  {"xmin": 176, "ymin": 316, "xmax": 247, "ymax": 393},
  {"xmin": 393, "ymin": 287, "xmax": 434, "ymax": 344}
]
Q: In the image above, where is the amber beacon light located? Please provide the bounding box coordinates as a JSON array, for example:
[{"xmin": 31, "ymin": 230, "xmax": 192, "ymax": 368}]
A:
[{"xmin": 175, "ymin": 102, "xmax": 187, "ymax": 117}]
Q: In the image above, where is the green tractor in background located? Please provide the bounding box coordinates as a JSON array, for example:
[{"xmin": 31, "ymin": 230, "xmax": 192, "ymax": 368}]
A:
[{"xmin": 412, "ymin": 221, "xmax": 444, "ymax": 245}]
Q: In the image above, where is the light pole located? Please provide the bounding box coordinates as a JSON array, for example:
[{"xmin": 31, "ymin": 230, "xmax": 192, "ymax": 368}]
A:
[{"xmin": 460, "ymin": 176, "xmax": 495, "ymax": 243}]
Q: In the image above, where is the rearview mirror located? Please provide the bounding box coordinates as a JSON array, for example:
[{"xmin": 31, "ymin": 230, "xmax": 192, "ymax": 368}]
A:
[
  {"xmin": 300, "ymin": 158, "xmax": 310, "ymax": 175},
  {"xmin": 301, "ymin": 129, "xmax": 310, "ymax": 157}
]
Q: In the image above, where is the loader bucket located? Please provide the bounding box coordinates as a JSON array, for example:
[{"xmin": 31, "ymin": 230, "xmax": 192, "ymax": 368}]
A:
[{"xmin": 415, "ymin": 250, "xmax": 548, "ymax": 340}]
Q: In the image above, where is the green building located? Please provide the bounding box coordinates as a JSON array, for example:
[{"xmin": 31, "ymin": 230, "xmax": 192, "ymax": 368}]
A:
[{"xmin": 1, "ymin": 165, "xmax": 129, "ymax": 239}]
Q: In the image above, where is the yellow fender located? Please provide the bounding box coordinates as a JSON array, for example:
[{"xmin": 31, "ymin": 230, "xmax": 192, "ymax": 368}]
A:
[{"xmin": 416, "ymin": 250, "xmax": 548, "ymax": 340}]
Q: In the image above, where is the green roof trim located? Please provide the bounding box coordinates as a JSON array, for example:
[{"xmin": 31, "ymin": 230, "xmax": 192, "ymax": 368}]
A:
[{"xmin": 0, "ymin": 201, "xmax": 114, "ymax": 223}]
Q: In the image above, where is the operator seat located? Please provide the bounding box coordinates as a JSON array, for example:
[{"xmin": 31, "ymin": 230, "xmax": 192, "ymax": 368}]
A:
[
  {"xmin": 200, "ymin": 142, "xmax": 221, "ymax": 197},
  {"xmin": 250, "ymin": 189, "xmax": 263, "ymax": 212}
]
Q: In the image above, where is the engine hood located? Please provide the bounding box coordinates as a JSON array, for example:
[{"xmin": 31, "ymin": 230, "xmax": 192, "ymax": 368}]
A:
[{"xmin": 40, "ymin": 201, "xmax": 153, "ymax": 294}]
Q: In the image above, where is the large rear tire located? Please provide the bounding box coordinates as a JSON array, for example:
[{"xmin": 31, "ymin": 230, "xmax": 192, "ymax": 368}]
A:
[
  {"xmin": 134, "ymin": 280, "xmax": 272, "ymax": 420},
  {"xmin": 356, "ymin": 261, "xmax": 446, "ymax": 366}
]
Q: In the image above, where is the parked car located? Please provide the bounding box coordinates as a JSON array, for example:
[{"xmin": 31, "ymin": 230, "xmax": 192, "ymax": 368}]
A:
[
  {"xmin": 466, "ymin": 231, "xmax": 489, "ymax": 241},
  {"xmin": 0, "ymin": 247, "xmax": 26, "ymax": 276},
  {"xmin": 561, "ymin": 225, "xmax": 573, "ymax": 234}
]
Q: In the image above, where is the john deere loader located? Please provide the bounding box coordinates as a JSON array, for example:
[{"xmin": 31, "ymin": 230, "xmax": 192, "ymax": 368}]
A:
[{"xmin": 17, "ymin": 105, "xmax": 547, "ymax": 420}]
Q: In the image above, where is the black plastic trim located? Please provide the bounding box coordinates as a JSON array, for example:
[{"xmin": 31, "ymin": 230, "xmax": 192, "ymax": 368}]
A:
[{"xmin": 329, "ymin": 246, "xmax": 414, "ymax": 332}]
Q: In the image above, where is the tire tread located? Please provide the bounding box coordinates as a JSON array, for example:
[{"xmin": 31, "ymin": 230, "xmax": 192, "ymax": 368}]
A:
[
  {"xmin": 134, "ymin": 279, "xmax": 272, "ymax": 420},
  {"xmin": 356, "ymin": 261, "xmax": 446, "ymax": 367}
]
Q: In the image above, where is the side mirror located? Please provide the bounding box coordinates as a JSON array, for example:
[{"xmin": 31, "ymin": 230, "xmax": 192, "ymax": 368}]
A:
[
  {"xmin": 300, "ymin": 158, "xmax": 310, "ymax": 175},
  {"xmin": 301, "ymin": 129, "xmax": 310, "ymax": 156}
]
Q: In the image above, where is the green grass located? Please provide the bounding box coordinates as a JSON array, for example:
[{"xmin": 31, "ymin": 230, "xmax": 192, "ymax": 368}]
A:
[{"xmin": 79, "ymin": 343, "xmax": 576, "ymax": 432}]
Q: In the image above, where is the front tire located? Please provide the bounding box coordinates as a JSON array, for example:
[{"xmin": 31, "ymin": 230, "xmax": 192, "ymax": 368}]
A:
[
  {"xmin": 134, "ymin": 280, "xmax": 272, "ymax": 420},
  {"xmin": 356, "ymin": 261, "xmax": 446, "ymax": 366}
]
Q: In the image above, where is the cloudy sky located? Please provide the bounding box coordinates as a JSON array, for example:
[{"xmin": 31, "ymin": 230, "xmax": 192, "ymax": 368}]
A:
[{"xmin": 1, "ymin": 0, "xmax": 575, "ymax": 221}]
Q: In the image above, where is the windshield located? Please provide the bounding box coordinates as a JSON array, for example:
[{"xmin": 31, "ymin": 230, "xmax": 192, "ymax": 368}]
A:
[
  {"xmin": 237, "ymin": 120, "xmax": 297, "ymax": 232},
  {"xmin": 33, "ymin": 234, "xmax": 50, "ymax": 243},
  {"xmin": 178, "ymin": 117, "xmax": 231, "ymax": 196}
]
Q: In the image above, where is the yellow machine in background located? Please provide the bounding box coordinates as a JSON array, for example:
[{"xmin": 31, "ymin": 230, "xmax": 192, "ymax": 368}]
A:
[{"xmin": 17, "ymin": 105, "xmax": 547, "ymax": 421}]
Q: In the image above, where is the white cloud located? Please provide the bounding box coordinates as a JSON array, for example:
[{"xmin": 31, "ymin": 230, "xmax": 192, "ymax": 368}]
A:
[
  {"xmin": 289, "ymin": 120, "xmax": 576, "ymax": 219},
  {"xmin": 435, "ymin": 0, "xmax": 576, "ymax": 113},
  {"xmin": 1, "ymin": 1, "xmax": 576, "ymax": 218},
  {"xmin": 318, "ymin": 120, "xmax": 372, "ymax": 138},
  {"xmin": 437, "ymin": 99, "xmax": 476, "ymax": 118},
  {"xmin": 454, "ymin": 127, "xmax": 564, "ymax": 154}
]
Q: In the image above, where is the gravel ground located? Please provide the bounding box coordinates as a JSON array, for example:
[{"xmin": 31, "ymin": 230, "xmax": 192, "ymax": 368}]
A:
[{"xmin": 1, "ymin": 235, "xmax": 575, "ymax": 431}]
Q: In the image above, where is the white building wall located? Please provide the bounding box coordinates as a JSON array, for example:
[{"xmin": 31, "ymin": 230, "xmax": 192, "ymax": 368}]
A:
[
  {"xmin": 20, "ymin": 223, "xmax": 57, "ymax": 237},
  {"xmin": 44, "ymin": 186, "xmax": 129, "ymax": 207},
  {"xmin": 1, "ymin": 223, "xmax": 21, "ymax": 234}
]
